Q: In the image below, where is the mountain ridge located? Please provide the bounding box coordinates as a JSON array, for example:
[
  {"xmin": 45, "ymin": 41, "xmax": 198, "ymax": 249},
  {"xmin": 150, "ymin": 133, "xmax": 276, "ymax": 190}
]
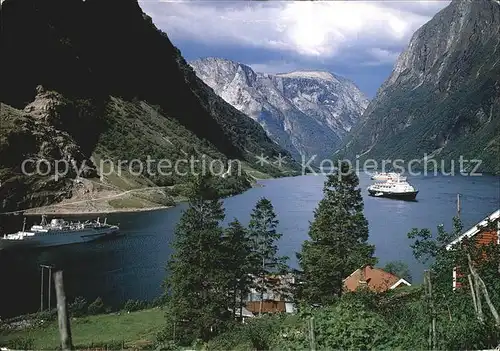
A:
[
  {"xmin": 190, "ymin": 57, "xmax": 369, "ymax": 162},
  {"xmin": 0, "ymin": 0, "xmax": 299, "ymax": 213},
  {"xmin": 341, "ymin": 0, "xmax": 500, "ymax": 173}
]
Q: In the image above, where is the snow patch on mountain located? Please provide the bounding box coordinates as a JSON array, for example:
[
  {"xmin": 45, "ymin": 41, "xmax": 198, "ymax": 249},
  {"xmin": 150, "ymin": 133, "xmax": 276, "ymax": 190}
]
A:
[{"xmin": 190, "ymin": 57, "xmax": 369, "ymax": 161}]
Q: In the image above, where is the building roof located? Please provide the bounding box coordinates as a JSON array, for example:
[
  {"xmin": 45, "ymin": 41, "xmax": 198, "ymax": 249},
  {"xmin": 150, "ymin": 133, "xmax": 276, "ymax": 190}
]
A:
[
  {"xmin": 343, "ymin": 265, "xmax": 411, "ymax": 293},
  {"xmin": 445, "ymin": 209, "xmax": 500, "ymax": 250}
]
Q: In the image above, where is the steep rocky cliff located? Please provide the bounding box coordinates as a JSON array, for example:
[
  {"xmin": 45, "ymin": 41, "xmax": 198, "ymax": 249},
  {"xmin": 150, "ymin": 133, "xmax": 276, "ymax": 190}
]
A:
[
  {"xmin": 0, "ymin": 0, "xmax": 298, "ymax": 212},
  {"xmin": 190, "ymin": 58, "xmax": 369, "ymax": 162},
  {"xmin": 341, "ymin": 0, "xmax": 500, "ymax": 173}
]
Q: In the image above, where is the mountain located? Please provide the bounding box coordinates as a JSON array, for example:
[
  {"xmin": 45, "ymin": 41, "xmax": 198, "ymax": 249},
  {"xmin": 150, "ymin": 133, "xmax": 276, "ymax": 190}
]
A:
[
  {"xmin": 0, "ymin": 0, "xmax": 299, "ymax": 213},
  {"xmin": 341, "ymin": 0, "xmax": 500, "ymax": 173},
  {"xmin": 190, "ymin": 58, "xmax": 369, "ymax": 163}
]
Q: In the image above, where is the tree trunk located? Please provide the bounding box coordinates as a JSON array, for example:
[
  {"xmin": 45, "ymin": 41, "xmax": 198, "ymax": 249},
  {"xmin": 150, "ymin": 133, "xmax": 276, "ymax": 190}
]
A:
[
  {"xmin": 259, "ymin": 256, "xmax": 265, "ymax": 316},
  {"xmin": 233, "ymin": 283, "xmax": 237, "ymax": 320},
  {"xmin": 467, "ymin": 253, "xmax": 499, "ymax": 326},
  {"xmin": 240, "ymin": 288, "xmax": 244, "ymax": 321},
  {"xmin": 468, "ymin": 274, "xmax": 479, "ymax": 316}
]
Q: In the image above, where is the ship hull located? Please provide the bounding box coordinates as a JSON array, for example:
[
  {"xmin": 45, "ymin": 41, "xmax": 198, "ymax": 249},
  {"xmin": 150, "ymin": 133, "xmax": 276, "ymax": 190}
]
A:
[
  {"xmin": 368, "ymin": 189, "xmax": 418, "ymax": 200},
  {"xmin": 0, "ymin": 226, "xmax": 119, "ymax": 251}
]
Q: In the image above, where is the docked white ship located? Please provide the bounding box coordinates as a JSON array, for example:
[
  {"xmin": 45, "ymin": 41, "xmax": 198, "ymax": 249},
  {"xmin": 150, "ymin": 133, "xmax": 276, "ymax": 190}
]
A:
[
  {"xmin": 0, "ymin": 216, "xmax": 119, "ymax": 250},
  {"xmin": 367, "ymin": 177, "xmax": 418, "ymax": 200},
  {"xmin": 370, "ymin": 172, "xmax": 407, "ymax": 182}
]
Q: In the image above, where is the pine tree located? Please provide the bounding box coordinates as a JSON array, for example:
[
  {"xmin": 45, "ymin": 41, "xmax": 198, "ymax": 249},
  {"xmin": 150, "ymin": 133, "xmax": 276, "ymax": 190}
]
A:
[
  {"xmin": 297, "ymin": 161, "xmax": 376, "ymax": 305},
  {"xmin": 248, "ymin": 198, "xmax": 288, "ymax": 316},
  {"xmin": 221, "ymin": 219, "xmax": 253, "ymax": 320},
  {"xmin": 163, "ymin": 175, "xmax": 229, "ymax": 344}
]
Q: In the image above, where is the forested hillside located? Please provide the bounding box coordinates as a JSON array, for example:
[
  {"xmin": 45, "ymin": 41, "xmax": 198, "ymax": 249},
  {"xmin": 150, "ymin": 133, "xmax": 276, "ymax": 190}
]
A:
[
  {"xmin": 0, "ymin": 0, "xmax": 298, "ymax": 212},
  {"xmin": 341, "ymin": 0, "xmax": 500, "ymax": 174}
]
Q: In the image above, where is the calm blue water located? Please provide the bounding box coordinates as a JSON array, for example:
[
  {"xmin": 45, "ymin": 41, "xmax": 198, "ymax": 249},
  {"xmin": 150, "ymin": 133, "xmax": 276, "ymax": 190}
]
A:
[{"xmin": 0, "ymin": 173, "xmax": 498, "ymax": 317}]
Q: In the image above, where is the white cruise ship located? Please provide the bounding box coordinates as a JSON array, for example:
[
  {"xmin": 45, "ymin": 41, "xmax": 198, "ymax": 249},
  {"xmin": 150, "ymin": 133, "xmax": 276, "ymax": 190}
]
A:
[
  {"xmin": 0, "ymin": 216, "xmax": 119, "ymax": 250},
  {"xmin": 370, "ymin": 172, "xmax": 407, "ymax": 182},
  {"xmin": 367, "ymin": 177, "xmax": 418, "ymax": 200}
]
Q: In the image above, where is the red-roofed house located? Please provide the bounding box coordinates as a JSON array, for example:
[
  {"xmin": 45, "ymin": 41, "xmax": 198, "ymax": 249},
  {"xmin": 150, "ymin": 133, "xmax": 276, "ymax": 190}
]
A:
[
  {"xmin": 445, "ymin": 209, "xmax": 500, "ymax": 289},
  {"xmin": 343, "ymin": 264, "xmax": 411, "ymax": 293}
]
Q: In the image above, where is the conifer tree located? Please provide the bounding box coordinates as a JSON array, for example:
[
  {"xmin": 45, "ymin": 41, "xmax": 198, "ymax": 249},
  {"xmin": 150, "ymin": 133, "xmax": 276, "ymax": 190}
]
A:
[
  {"xmin": 163, "ymin": 175, "xmax": 229, "ymax": 344},
  {"xmin": 248, "ymin": 198, "xmax": 288, "ymax": 315},
  {"xmin": 221, "ymin": 219, "xmax": 253, "ymax": 320},
  {"xmin": 297, "ymin": 161, "xmax": 376, "ymax": 305}
]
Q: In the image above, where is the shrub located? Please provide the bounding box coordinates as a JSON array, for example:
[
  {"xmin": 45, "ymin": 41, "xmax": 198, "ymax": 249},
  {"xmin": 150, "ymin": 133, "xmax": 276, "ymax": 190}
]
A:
[
  {"xmin": 5, "ymin": 337, "xmax": 34, "ymax": 350},
  {"xmin": 149, "ymin": 293, "xmax": 168, "ymax": 308},
  {"xmin": 69, "ymin": 296, "xmax": 88, "ymax": 317},
  {"xmin": 87, "ymin": 297, "xmax": 105, "ymax": 315},
  {"xmin": 276, "ymin": 301, "xmax": 396, "ymax": 350},
  {"xmin": 36, "ymin": 309, "xmax": 58, "ymax": 322},
  {"xmin": 206, "ymin": 316, "xmax": 283, "ymax": 351},
  {"xmin": 76, "ymin": 340, "xmax": 125, "ymax": 350},
  {"xmin": 123, "ymin": 299, "xmax": 147, "ymax": 312}
]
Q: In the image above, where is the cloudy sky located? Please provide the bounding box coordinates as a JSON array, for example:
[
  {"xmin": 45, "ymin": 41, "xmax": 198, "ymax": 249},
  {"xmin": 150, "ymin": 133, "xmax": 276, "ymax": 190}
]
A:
[{"xmin": 139, "ymin": 1, "xmax": 450, "ymax": 97}]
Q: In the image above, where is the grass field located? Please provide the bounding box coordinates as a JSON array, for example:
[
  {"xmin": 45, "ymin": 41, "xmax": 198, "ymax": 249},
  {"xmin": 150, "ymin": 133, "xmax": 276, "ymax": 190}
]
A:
[{"xmin": 0, "ymin": 308, "xmax": 165, "ymax": 350}]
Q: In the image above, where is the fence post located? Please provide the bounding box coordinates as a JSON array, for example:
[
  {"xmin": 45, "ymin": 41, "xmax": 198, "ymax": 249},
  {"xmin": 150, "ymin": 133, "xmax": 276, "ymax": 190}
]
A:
[{"xmin": 308, "ymin": 316, "xmax": 316, "ymax": 351}]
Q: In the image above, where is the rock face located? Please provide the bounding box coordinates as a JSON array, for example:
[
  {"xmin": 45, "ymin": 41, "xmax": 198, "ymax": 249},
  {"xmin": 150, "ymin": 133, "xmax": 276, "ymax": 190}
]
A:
[
  {"xmin": 0, "ymin": 0, "xmax": 298, "ymax": 212},
  {"xmin": 341, "ymin": 0, "xmax": 500, "ymax": 173},
  {"xmin": 190, "ymin": 58, "xmax": 369, "ymax": 162}
]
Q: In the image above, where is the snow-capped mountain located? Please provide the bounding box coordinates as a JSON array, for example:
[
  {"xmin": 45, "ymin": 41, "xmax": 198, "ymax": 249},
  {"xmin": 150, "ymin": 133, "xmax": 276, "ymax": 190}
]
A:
[{"xmin": 190, "ymin": 57, "xmax": 369, "ymax": 162}]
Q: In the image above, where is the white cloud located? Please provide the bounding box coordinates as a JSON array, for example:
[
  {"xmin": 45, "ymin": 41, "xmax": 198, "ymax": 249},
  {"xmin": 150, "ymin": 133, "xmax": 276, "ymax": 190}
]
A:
[
  {"xmin": 139, "ymin": 0, "xmax": 450, "ymax": 65},
  {"xmin": 363, "ymin": 48, "xmax": 402, "ymax": 66}
]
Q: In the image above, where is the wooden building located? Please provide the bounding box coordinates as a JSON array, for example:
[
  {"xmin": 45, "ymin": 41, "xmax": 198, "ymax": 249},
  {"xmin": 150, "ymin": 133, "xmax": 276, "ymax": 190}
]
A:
[
  {"xmin": 245, "ymin": 274, "xmax": 296, "ymax": 314},
  {"xmin": 445, "ymin": 209, "xmax": 500, "ymax": 289}
]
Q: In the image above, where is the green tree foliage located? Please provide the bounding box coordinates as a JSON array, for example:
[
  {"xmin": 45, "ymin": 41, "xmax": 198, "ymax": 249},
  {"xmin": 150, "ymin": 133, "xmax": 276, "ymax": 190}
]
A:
[
  {"xmin": 221, "ymin": 219, "xmax": 253, "ymax": 320},
  {"xmin": 87, "ymin": 297, "xmax": 105, "ymax": 315},
  {"xmin": 206, "ymin": 316, "xmax": 283, "ymax": 351},
  {"xmin": 383, "ymin": 260, "xmax": 412, "ymax": 282},
  {"xmin": 297, "ymin": 161, "xmax": 376, "ymax": 305},
  {"xmin": 407, "ymin": 216, "xmax": 500, "ymax": 348},
  {"xmin": 248, "ymin": 198, "xmax": 289, "ymax": 315},
  {"xmin": 123, "ymin": 300, "xmax": 147, "ymax": 313},
  {"xmin": 162, "ymin": 175, "xmax": 230, "ymax": 345},
  {"xmin": 276, "ymin": 300, "xmax": 394, "ymax": 350},
  {"xmin": 68, "ymin": 296, "xmax": 88, "ymax": 317}
]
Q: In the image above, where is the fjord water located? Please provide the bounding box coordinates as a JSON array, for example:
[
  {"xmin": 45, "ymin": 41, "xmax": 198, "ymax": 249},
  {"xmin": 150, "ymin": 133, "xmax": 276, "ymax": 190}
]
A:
[{"xmin": 0, "ymin": 173, "xmax": 499, "ymax": 317}]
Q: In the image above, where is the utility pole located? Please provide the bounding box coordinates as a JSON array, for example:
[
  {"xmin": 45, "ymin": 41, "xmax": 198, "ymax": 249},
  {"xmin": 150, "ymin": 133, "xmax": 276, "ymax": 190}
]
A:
[
  {"xmin": 54, "ymin": 270, "xmax": 73, "ymax": 350},
  {"xmin": 40, "ymin": 266, "xmax": 44, "ymax": 312},
  {"xmin": 48, "ymin": 265, "xmax": 52, "ymax": 310}
]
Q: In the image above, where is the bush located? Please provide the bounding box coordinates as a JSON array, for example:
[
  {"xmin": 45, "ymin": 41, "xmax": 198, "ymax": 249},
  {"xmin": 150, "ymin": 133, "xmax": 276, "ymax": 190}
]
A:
[
  {"xmin": 206, "ymin": 316, "xmax": 283, "ymax": 351},
  {"xmin": 35, "ymin": 309, "xmax": 58, "ymax": 322},
  {"xmin": 123, "ymin": 299, "xmax": 147, "ymax": 312},
  {"xmin": 149, "ymin": 293, "xmax": 168, "ymax": 308},
  {"xmin": 69, "ymin": 296, "xmax": 88, "ymax": 317},
  {"xmin": 76, "ymin": 340, "xmax": 125, "ymax": 350},
  {"xmin": 87, "ymin": 297, "xmax": 105, "ymax": 315},
  {"xmin": 5, "ymin": 337, "xmax": 34, "ymax": 350},
  {"xmin": 276, "ymin": 301, "xmax": 396, "ymax": 350}
]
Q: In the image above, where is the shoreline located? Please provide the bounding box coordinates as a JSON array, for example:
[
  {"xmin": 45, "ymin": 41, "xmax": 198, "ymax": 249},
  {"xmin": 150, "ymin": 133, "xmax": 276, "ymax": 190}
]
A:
[
  {"xmin": 4, "ymin": 179, "xmax": 267, "ymax": 217},
  {"xmin": 22, "ymin": 205, "xmax": 173, "ymax": 217}
]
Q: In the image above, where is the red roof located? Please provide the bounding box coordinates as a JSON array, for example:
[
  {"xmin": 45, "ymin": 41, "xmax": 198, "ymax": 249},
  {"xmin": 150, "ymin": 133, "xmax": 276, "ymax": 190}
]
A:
[
  {"xmin": 446, "ymin": 209, "xmax": 500, "ymax": 250},
  {"xmin": 343, "ymin": 265, "xmax": 411, "ymax": 293}
]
